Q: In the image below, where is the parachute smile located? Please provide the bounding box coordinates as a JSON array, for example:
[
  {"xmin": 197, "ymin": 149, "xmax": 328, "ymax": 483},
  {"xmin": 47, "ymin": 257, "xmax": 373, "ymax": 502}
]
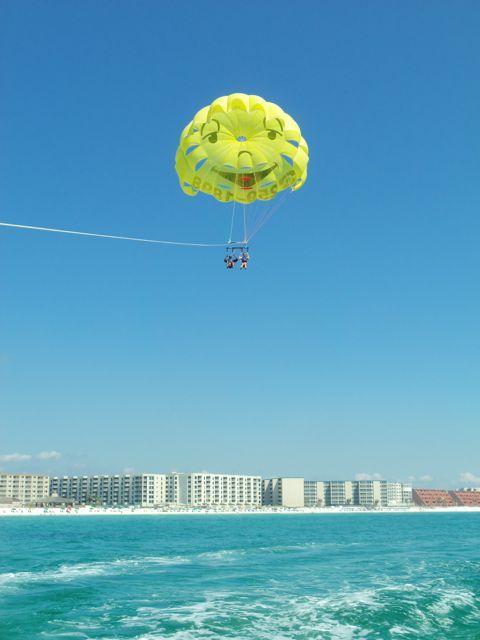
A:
[{"xmin": 213, "ymin": 163, "xmax": 277, "ymax": 190}]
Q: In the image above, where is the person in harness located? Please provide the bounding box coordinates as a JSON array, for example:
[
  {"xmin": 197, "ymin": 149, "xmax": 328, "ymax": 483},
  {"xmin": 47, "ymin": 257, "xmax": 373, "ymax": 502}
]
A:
[
  {"xmin": 224, "ymin": 253, "xmax": 238, "ymax": 269},
  {"xmin": 240, "ymin": 250, "xmax": 250, "ymax": 270},
  {"xmin": 224, "ymin": 245, "xmax": 249, "ymax": 270}
]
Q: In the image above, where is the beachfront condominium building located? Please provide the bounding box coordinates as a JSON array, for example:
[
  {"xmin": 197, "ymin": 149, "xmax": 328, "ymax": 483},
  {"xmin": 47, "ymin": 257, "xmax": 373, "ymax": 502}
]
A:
[
  {"xmin": 322, "ymin": 480, "xmax": 412, "ymax": 507},
  {"xmin": 324, "ymin": 480, "xmax": 355, "ymax": 506},
  {"xmin": 0, "ymin": 474, "xmax": 50, "ymax": 505},
  {"xmin": 167, "ymin": 472, "xmax": 262, "ymax": 506},
  {"xmin": 412, "ymin": 488, "xmax": 480, "ymax": 508},
  {"xmin": 262, "ymin": 477, "xmax": 305, "ymax": 507},
  {"xmin": 50, "ymin": 474, "xmax": 166, "ymax": 507},
  {"xmin": 275, "ymin": 479, "xmax": 412, "ymax": 508},
  {"xmin": 304, "ymin": 481, "xmax": 326, "ymax": 507},
  {"xmin": 386, "ymin": 482, "xmax": 413, "ymax": 506}
]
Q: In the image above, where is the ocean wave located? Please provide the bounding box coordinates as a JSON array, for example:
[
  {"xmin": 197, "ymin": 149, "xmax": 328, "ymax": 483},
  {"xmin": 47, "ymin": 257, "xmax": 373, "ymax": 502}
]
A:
[
  {"xmin": 105, "ymin": 579, "xmax": 480, "ymax": 640},
  {"xmin": 0, "ymin": 555, "xmax": 190, "ymax": 588},
  {"xmin": 3, "ymin": 528, "xmax": 480, "ymax": 640},
  {"xmin": 259, "ymin": 541, "xmax": 363, "ymax": 554},
  {"xmin": 197, "ymin": 549, "xmax": 246, "ymax": 562},
  {"xmin": 427, "ymin": 587, "xmax": 476, "ymax": 616},
  {"xmin": 1, "ymin": 547, "xmax": 272, "ymax": 591},
  {"xmin": 114, "ymin": 589, "xmax": 380, "ymax": 639},
  {"xmin": 25, "ymin": 577, "xmax": 480, "ymax": 640}
]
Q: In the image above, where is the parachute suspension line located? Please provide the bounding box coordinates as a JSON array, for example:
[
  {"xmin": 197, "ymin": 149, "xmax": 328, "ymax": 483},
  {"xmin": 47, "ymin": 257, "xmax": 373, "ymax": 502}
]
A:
[
  {"xmin": 247, "ymin": 182, "xmax": 293, "ymax": 244},
  {"xmin": 258, "ymin": 189, "xmax": 292, "ymax": 237},
  {"xmin": 247, "ymin": 196, "xmax": 267, "ymax": 244},
  {"xmin": 254, "ymin": 188, "xmax": 292, "ymax": 239},
  {"xmin": 247, "ymin": 187, "xmax": 292, "ymax": 242},
  {"xmin": 243, "ymin": 203, "xmax": 247, "ymax": 243},
  {"xmin": 0, "ymin": 221, "xmax": 225, "ymax": 247},
  {"xmin": 247, "ymin": 199, "xmax": 273, "ymax": 242},
  {"xmin": 254, "ymin": 196, "xmax": 278, "ymax": 239},
  {"xmin": 228, "ymin": 197, "xmax": 237, "ymax": 244},
  {"xmin": 247, "ymin": 199, "xmax": 257, "ymax": 243}
]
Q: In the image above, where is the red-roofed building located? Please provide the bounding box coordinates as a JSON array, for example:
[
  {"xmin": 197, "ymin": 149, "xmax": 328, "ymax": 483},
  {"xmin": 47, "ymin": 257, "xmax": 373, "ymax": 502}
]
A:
[
  {"xmin": 412, "ymin": 488, "xmax": 456, "ymax": 507},
  {"xmin": 450, "ymin": 491, "xmax": 480, "ymax": 507}
]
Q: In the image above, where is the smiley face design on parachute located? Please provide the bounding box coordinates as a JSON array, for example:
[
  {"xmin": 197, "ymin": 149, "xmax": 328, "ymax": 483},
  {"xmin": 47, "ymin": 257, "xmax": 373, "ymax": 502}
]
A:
[
  {"xmin": 175, "ymin": 94, "xmax": 309, "ymax": 204},
  {"xmin": 203, "ymin": 116, "xmax": 283, "ymax": 191}
]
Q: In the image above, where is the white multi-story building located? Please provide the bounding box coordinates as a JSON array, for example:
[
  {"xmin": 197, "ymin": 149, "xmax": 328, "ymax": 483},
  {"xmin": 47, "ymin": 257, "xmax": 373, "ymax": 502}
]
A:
[
  {"xmin": 324, "ymin": 480, "xmax": 355, "ymax": 506},
  {"xmin": 384, "ymin": 481, "xmax": 413, "ymax": 506},
  {"xmin": 0, "ymin": 474, "xmax": 50, "ymax": 504},
  {"xmin": 166, "ymin": 472, "xmax": 189, "ymax": 504},
  {"xmin": 401, "ymin": 484, "xmax": 413, "ymax": 505},
  {"xmin": 263, "ymin": 477, "xmax": 305, "ymax": 507},
  {"xmin": 321, "ymin": 480, "xmax": 412, "ymax": 507},
  {"xmin": 50, "ymin": 474, "xmax": 166, "ymax": 507},
  {"xmin": 167, "ymin": 472, "xmax": 262, "ymax": 506},
  {"xmin": 304, "ymin": 480, "xmax": 326, "ymax": 507},
  {"xmin": 356, "ymin": 480, "xmax": 382, "ymax": 506},
  {"xmin": 280, "ymin": 478, "xmax": 412, "ymax": 507},
  {"xmin": 2, "ymin": 469, "xmax": 413, "ymax": 510}
]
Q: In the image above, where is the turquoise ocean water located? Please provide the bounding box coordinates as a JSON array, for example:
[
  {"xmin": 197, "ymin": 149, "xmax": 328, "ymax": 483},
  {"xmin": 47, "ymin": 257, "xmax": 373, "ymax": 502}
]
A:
[{"xmin": 1, "ymin": 513, "xmax": 480, "ymax": 639}]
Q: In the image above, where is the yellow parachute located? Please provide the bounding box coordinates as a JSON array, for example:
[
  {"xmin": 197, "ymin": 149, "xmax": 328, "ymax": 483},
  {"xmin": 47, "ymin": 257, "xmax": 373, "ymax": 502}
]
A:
[{"xmin": 175, "ymin": 94, "xmax": 309, "ymax": 205}]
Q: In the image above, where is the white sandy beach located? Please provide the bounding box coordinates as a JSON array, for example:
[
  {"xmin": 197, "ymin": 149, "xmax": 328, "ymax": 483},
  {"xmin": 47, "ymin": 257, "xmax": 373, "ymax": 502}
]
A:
[{"xmin": 2, "ymin": 505, "xmax": 480, "ymax": 517}]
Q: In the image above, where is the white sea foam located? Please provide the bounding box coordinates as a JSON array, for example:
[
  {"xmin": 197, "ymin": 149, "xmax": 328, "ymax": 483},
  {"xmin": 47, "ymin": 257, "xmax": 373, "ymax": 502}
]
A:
[
  {"xmin": 37, "ymin": 578, "xmax": 480, "ymax": 640},
  {"xmin": 116, "ymin": 588, "xmax": 379, "ymax": 639},
  {"xmin": 4, "ymin": 535, "xmax": 480, "ymax": 639},
  {"xmin": 125, "ymin": 576, "xmax": 480, "ymax": 638},
  {"xmin": 390, "ymin": 624, "xmax": 422, "ymax": 636},
  {"xmin": 0, "ymin": 555, "xmax": 190, "ymax": 589},
  {"xmin": 428, "ymin": 586, "xmax": 476, "ymax": 616},
  {"xmin": 197, "ymin": 549, "xmax": 245, "ymax": 562},
  {"xmin": 40, "ymin": 633, "xmax": 91, "ymax": 639}
]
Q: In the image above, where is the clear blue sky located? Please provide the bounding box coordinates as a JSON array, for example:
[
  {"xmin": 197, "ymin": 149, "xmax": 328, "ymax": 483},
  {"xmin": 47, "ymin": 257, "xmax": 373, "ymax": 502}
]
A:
[{"xmin": 1, "ymin": 1, "xmax": 479, "ymax": 487}]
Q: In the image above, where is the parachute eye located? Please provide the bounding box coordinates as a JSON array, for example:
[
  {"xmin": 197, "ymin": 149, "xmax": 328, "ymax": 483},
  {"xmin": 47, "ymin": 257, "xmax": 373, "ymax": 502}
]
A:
[
  {"xmin": 264, "ymin": 117, "xmax": 283, "ymax": 140},
  {"xmin": 208, "ymin": 133, "xmax": 218, "ymax": 143}
]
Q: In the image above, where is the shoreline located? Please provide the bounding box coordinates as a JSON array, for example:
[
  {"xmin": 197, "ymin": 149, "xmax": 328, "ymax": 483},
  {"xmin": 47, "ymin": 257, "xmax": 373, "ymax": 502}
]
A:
[{"xmin": 2, "ymin": 506, "xmax": 480, "ymax": 517}]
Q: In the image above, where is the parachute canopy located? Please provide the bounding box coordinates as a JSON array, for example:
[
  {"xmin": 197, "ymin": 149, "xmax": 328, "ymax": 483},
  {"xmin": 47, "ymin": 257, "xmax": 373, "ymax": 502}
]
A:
[{"xmin": 175, "ymin": 94, "xmax": 309, "ymax": 205}]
